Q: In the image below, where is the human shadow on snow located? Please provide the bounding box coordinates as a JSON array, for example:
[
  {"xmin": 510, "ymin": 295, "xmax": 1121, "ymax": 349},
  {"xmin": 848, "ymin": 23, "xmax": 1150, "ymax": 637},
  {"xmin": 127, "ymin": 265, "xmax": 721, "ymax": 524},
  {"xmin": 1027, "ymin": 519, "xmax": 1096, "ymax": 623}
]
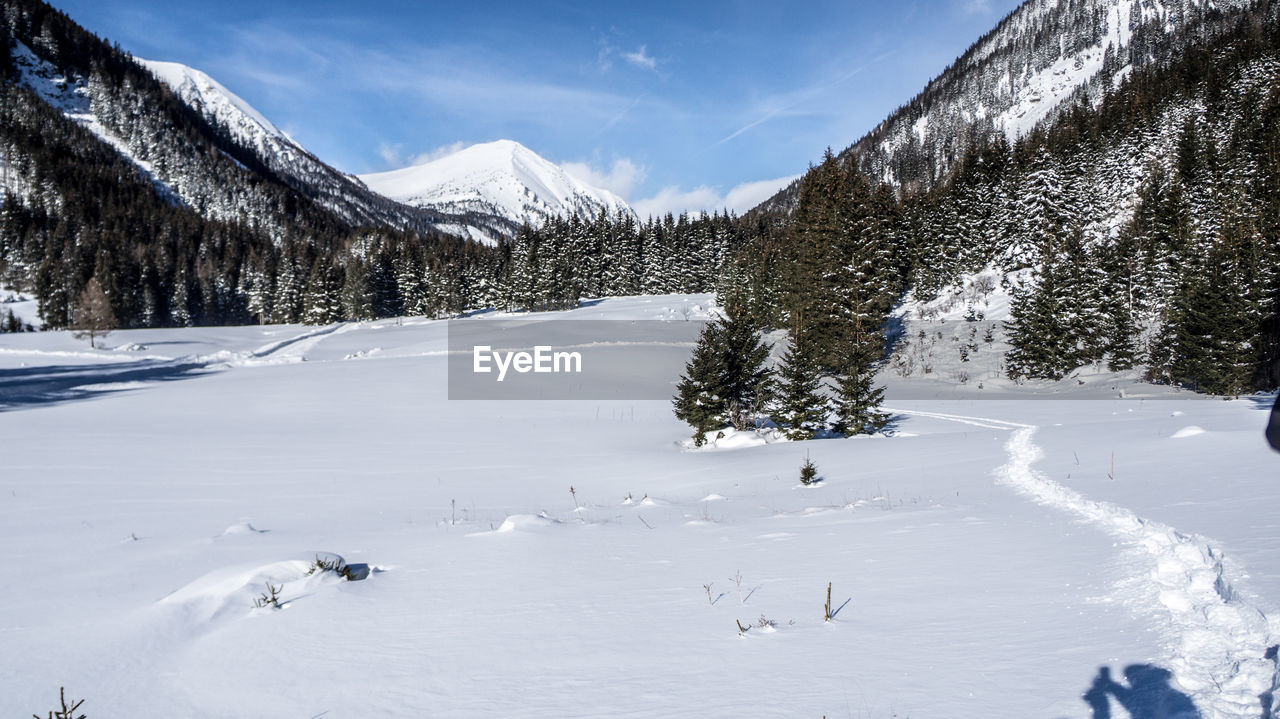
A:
[
  {"xmin": 1246, "ymin": 394, "xmax": 1277, "ymax": 412},
  {"xmin": 1083, "ymin": 665, "xmax": 1200, "ymax": 719}
]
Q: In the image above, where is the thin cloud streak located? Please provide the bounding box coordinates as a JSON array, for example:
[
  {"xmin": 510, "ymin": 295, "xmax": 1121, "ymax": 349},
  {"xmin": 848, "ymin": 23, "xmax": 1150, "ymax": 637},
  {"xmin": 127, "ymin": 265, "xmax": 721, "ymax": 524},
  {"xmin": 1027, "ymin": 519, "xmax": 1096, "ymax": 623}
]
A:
[
  {"xmin": 211, "ymin": 23, "xmax": 667, "ymax": 130},
  {"xmin": 591, "ymin": 94, "xmax": 646, "ymax": 140},
  {"xmin": 716, "ymin": 63, "xmax": 871, "ymax": 146}
]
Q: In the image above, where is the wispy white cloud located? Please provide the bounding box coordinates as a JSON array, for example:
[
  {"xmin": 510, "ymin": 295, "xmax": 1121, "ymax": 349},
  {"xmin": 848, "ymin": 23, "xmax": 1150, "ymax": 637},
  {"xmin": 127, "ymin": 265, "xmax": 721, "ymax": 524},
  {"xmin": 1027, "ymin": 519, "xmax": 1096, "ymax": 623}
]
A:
[
  {"xmin": 562, "ymin": 157, "xmax": 647, "ymax": 199},
  {"xmin": 596, "ymin": 36, "xmax": 659, "ymax": 73},
  {"xmin": 622, "ymin": 45, "xmax": 657, "ymax": 70},
  {"xmin": 633, "ymin": 186, "xmax": 722, "ymax": 218},
  {"xmin": 365, "ymin": 57, "xmax": 635, "ymax": 123},
  {"xmin": 416, "ymin": 141, "xmax": 468, "ymax": 165},
  {"xmin": 960, "ymin": 0, "xmax": 994, "ymax": 14},
  {"xmin": 596, "ymin": 45, "xmax": 614, "ymax": 72},
  {"xmin": 228, "ymin": 64, "xmax": 309, "ymax": 92},
  {"xmin": 376, "ymin": 142, "xmax": 403, "ymax": 167},
  {"xmin": 376, "ymin": 140, "xmax": 467, "ymax": 169},
  {"xmin": 722, "ymin": 174, "xmax": 803, "ymax": 211},
  {"xmin": 632, "ymin": 173, "xmax": 801, "ymax": 218},
  {"xmin": 216, "ymin": 25, "xmax": 652, "ymax": 131}
]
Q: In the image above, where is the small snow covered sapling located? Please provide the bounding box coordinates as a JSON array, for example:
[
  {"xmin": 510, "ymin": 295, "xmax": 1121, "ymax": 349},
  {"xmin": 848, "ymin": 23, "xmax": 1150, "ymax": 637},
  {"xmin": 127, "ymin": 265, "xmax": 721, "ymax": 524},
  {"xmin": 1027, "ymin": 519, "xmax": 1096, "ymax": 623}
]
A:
[
  {"xmin": 307, "ymin": 555, "xmax": 354, "ymax": 581},
  {"xmin": 252, "ymin": 583, "xmax": 283, "ymax": 609},
  {"xmin": 33, "ymin": 687, "xmax": 85, "ymax": 719},
  {"xmin": 800, "ymin": 453, "xmax": 819, "ymax": 486},
  {"xmin": 824, "ymin": 582, "xmax": 833, "ymax": 622}
]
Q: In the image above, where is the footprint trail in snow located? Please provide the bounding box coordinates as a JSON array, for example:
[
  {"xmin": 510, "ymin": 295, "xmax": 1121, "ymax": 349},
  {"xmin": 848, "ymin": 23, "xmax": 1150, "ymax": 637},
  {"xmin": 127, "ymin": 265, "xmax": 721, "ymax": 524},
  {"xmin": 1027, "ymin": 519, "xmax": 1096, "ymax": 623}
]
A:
[{"xmin": 888, "ymin": 407, "xmax": 1280, "ymax": 719}]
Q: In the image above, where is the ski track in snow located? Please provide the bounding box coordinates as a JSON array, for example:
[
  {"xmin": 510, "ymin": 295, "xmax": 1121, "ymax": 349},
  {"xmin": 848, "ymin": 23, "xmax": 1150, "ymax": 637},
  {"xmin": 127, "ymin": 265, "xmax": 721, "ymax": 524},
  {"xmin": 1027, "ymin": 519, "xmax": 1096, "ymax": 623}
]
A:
[
  {"xmin": 887, "ymin": 407, "xmax": 1280, "ymax": 719},
  {"xmin": 246, "ymin": 322, "xmax": 351, "ymax": 361}
]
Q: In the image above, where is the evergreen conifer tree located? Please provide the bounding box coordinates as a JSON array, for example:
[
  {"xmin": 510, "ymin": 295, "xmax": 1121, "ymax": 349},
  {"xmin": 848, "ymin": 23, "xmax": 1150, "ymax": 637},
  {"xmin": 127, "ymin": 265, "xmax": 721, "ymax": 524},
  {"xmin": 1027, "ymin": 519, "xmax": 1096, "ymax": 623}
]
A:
[
  {"xmin": 672, "ymin": 303, "xmax": 772, "ymax": 444},
  {"xmin": 830, "ymin": 342, "xmax": 889, "ymax": 436},
  {"xmin": 769, "ymin": 331, "xmax": 827, "ymax": 441},
  {"xmin": 673, "ymin": 320, "xmax": 726, "ymax": 447}
]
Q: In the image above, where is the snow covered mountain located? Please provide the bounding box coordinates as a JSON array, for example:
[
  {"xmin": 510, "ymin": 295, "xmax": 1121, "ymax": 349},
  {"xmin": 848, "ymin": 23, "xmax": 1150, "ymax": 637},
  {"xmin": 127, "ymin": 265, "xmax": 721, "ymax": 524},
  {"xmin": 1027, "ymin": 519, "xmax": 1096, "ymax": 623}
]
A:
[
  {"xmin": 140, "ymin": 59, "xmax": 307, "ymax": 169},
  {"xmin": 358, "ymin": 140, "xmax": 636, "ymax": 244},
  {"xmin": 136, "ymin": 58, "xmax": 459, "ymax": 236},
  {"xmin": 8, "ymin": 23, "xmax": 628, "ymax": 248},
  {"xmin": 137, "ymin": 64, "xmax": 632, "ymax": 244},
  {"xmin": 756, "ymin": 0, "xmax": 1254, "ymax": 211}
]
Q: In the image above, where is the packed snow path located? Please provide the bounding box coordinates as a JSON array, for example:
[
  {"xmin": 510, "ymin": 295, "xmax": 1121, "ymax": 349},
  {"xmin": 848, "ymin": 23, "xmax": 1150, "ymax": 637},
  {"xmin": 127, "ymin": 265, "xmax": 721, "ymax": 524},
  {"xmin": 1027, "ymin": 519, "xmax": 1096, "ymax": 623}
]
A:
[{"xmin": 890, "ymin": 407, "xmax": 1280, "ymax": 718}]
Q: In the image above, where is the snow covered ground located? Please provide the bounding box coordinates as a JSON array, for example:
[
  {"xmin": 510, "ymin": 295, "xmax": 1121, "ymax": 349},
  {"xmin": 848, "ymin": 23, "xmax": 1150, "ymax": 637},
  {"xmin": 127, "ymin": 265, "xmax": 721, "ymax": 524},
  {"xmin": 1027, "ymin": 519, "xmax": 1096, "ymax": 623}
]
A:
[
  {"xmin": 1, "ymin": 287, "xmax": 41, "ymax": 330},
  {"xmin": 1, "ymin": 294, "xmax": 1276, "ymax": 718}
]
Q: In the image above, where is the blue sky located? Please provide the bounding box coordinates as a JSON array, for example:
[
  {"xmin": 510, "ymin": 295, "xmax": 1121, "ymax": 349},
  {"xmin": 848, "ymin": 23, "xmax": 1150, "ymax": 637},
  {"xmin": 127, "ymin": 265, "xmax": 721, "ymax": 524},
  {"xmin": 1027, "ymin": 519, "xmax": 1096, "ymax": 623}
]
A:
[{"xmin": 53, "ymin": 0, "xmax": 1023, "ymax": 216}]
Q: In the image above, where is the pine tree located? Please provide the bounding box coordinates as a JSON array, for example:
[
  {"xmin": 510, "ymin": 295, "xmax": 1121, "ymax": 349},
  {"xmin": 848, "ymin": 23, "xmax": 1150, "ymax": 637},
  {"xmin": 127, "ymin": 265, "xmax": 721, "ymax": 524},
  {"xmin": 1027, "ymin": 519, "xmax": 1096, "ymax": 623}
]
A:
[
  {"xmin": 673, "ymin": 320, "xmax": 726, "ymax": 446},
  {"xmin": 672, "ymin": 303, "xmax": 772, "ymax": 444},
  {"xmin": 341, "ymin": 260, "xmax": 373, "ymax": 320},
  {"xmin": 1010, "ymin": 146, "xmax": 1074, "ymax": 270},
  {"xmin": 784, "ymin": 149, "xmax": 847, "ymax": 366},
  {"xmin": 830, "ymin": 342, "xmax": 889, "ymax": 436},
  {"xmin": 170, "ymin": 265, "xmax": 194, "ymax": 327},
  {"xmin": 799, "ymin": 453, "xmax": 818, "ymax": 485},
  {"xmin": 716, "ymin": 302, "xmax": 773, "ymax": 430},
  {"xmin": 1096, "ymin": 235, "xmax": 1139, "ymax": 370},
  {"xmin": 1167, "ymin": 214, "xmax": 1266, "ymax": 395},
  {"xmin": 769, "ymin": 331, "xmax": 827, "ymax": 441},
  {"xmin": 272, "ymin": 259, "xmax": 303, "ymax": 324},
  {"xmin": 1005, "ymin": 213, "xmax": 1088, "ymax": 380},
  {"xmin": 303, "ymin": 261, "xmax": 343, "ymax": 324}
]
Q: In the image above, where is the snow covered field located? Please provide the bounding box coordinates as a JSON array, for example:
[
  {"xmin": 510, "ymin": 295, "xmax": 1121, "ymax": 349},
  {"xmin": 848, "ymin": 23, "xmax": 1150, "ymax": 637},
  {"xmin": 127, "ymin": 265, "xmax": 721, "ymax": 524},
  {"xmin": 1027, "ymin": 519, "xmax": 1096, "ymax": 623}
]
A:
[{"xmin": 1, "ymin": 294, "xmax": 1277, "ymax": 718}]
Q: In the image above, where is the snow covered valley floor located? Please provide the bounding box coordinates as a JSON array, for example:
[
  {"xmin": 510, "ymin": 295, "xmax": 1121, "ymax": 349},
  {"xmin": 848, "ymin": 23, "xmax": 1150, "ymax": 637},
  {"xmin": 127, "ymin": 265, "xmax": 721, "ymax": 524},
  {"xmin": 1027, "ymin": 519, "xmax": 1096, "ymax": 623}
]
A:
[{"xmin": 1, "ymin": 295, "xmax": 1277, "ymax": 718}]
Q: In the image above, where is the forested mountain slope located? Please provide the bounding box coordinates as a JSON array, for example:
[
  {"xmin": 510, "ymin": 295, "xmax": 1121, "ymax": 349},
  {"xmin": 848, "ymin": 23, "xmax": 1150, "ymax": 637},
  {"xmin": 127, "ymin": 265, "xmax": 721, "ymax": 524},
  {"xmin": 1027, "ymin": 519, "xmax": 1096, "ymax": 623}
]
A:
[
  {"xmin": 725, "ymin": 0, "xmax": 1280, "ymax": 395},
  {"xmin": 0, "ymin": 0, "xmax": 491, "ymax": 329},
  {"xmin": 136, "ymin": 57, "xmax": 494, "ymax": 238},
  {"xmin": 757, "ymin": 0, "xmax": 1253, "ymax": 212}
]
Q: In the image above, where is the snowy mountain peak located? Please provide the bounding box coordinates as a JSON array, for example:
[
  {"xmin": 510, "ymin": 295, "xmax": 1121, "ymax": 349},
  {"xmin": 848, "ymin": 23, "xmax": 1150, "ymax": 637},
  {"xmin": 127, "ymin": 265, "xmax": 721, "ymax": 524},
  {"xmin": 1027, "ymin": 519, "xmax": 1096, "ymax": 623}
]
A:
[
  {"xmin": 139, "ymin": 58, "xmax": 308, "ymax": 163},
  {"xmin": 358, "ymin": 139, "xmax": 636, "ymax": 244}
]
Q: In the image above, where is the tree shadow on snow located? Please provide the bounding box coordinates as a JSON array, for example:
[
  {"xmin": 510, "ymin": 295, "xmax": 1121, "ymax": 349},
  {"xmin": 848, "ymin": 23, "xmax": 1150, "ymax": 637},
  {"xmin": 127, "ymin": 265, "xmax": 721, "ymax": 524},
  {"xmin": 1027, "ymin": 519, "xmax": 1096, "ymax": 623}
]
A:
[
  {"xmin": 876, "ymin": 412, "xmax": 906, "ymax": 437},
  {"xmin": 0, "ymin": 360, "xmax": 212, "ymax": 411},
  {"xmin": 882, "ymin": 314, "xmax": 908, "ymax": 360},
  {"xmin": 1082, "ymin": 665, "xmax": 1200, "ymax": 719}
]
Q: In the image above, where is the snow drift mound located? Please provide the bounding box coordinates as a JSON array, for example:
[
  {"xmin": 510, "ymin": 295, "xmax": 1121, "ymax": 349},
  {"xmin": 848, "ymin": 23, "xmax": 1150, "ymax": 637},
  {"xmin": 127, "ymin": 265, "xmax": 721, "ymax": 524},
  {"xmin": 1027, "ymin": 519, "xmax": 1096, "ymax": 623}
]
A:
[{"xmin": 160, "ymin": 552, "xmax": 362, "ymax": 625}]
